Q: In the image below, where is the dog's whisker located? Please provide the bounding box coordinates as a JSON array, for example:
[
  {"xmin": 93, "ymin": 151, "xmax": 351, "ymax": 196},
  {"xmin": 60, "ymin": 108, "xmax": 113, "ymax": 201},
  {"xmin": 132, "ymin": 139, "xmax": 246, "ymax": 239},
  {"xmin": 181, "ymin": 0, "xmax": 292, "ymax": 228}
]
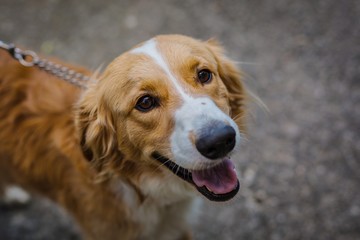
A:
[
  {"xmin": 232, "ymin": 113, "xmax": 246, "ymax": 122},
  {"xmin": 175, "ymin": 164, "xmax": 180, "ymax": 176},
  {"xmin": 152, "ymin": 158, "xmax": 174, "ymax": 173}
]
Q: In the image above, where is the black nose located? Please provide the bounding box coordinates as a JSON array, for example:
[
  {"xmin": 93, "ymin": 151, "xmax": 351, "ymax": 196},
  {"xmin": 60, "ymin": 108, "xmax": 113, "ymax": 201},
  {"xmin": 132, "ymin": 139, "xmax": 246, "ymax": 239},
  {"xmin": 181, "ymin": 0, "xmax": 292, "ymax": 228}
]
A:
[{"xmin": 195, "ymin": 124, "xmax": 236, "ymax": 159}]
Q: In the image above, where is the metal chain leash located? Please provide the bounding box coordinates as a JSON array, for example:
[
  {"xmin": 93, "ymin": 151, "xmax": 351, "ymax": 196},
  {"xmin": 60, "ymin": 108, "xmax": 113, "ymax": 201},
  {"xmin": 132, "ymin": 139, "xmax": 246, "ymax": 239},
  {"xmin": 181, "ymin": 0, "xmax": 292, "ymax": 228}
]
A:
[{"xmin": 0, "ymin": 40, "xmax": 90, "ymax": 88}]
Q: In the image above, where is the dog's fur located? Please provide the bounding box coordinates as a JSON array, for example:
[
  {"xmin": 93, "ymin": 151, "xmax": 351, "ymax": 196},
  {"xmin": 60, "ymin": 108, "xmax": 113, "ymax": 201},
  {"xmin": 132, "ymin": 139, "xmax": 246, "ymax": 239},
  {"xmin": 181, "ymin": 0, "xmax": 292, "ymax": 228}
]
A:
[{"xmin": 0, "ymin": 35, "xmax": 246, "ymax": 240}]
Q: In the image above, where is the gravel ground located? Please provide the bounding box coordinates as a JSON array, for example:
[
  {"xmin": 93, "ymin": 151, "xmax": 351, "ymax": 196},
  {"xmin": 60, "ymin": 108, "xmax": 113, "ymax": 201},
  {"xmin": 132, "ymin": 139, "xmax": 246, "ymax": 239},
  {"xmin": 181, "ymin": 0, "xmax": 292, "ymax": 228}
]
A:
[{"xmin": 1, "ymin": 0, "xmax": 359, "ymax": 239}]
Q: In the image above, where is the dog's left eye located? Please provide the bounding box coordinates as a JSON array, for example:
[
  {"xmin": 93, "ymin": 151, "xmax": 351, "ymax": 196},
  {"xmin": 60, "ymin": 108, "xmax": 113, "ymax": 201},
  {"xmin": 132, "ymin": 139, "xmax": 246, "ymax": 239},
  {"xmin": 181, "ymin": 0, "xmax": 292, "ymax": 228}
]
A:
[
  {"xmin": 135, "ymin": 95, "xmax": 158, "ymax": 112},
  {"xmin": 197, "ymin": 69, "xmax": 212, "ymax": 84}
]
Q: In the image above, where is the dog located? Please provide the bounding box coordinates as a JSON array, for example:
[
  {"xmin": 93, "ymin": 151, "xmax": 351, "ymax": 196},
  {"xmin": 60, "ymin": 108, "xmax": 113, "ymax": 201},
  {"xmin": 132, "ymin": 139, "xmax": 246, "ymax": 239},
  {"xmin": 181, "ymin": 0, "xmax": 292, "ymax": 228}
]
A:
[{"xmin": 0, "ymin": 35, "xmax": 246, "ymax": 240}]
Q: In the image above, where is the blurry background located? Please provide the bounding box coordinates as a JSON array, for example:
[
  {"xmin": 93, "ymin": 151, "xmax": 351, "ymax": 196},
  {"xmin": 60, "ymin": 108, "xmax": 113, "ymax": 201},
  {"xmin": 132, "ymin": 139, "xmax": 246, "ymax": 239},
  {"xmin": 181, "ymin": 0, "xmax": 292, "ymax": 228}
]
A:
[{"xmin": 1, "ymin": 0, "xmax": 359, "ymax": 239}]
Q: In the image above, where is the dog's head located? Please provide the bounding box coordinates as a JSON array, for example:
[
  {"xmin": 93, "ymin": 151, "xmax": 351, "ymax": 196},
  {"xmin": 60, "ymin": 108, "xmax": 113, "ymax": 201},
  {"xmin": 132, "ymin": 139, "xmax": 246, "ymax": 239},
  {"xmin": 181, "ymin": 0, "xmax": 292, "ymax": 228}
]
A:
[{"xmin": 77, "ymin": 35, "xmax": 246, "ymax": 202}]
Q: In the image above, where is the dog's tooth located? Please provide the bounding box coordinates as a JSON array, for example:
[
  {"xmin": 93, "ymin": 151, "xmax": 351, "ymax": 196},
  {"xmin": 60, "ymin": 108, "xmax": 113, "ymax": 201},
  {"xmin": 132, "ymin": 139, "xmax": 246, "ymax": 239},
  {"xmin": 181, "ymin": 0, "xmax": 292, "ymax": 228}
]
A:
[{"xmin": 205, "ymin": 186, "xmax": 213, "ymax": 193}]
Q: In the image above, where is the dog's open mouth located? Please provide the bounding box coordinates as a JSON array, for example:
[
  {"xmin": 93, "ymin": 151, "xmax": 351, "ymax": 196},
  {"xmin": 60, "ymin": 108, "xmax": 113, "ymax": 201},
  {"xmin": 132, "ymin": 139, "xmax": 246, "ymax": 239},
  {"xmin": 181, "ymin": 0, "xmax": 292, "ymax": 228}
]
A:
[{"xmin": 152, "ymin": 152, "xmax": 240, "ymax": 202}]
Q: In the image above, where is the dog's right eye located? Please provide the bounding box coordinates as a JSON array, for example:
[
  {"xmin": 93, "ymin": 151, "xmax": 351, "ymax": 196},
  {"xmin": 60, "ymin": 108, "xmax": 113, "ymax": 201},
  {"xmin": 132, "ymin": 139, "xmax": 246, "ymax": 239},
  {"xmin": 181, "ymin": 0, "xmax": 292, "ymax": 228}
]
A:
[{"xmin": 135, "ymin": 95, "xmax": 158, "ymax": 112}]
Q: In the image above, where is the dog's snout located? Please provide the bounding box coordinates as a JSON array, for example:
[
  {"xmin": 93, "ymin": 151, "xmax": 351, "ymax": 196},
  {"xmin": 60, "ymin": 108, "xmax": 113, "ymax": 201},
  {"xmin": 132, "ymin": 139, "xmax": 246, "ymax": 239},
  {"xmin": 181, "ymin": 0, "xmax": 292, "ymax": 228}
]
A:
[{"xmin": 195, "ymin": 124, "xmax": 236, "ymax": 160}]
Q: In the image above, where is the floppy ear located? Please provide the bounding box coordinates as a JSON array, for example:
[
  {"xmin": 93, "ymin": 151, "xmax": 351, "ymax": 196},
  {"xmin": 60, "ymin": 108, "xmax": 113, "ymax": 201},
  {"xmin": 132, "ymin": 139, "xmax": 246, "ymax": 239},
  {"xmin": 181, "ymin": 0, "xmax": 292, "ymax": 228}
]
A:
[
  {"xmin": 206, "ymin": 39, "xmax": 247, "ymax": 128},
  {"xmin": 76, "ymin": 89, "xmax": 123, "ymax": 178}
]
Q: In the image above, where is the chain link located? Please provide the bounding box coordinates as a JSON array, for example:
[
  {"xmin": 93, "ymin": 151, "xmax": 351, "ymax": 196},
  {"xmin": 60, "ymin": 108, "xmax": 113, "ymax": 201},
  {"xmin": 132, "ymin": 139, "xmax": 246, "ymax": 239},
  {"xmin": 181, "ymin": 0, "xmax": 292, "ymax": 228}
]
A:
[
  {"xmin": 35, "ymin": 59, "xmax": 89, "ymax": 88},
  {"xmin": 0, "ymin": 40, "xmax": 90, "ymax": 88}
]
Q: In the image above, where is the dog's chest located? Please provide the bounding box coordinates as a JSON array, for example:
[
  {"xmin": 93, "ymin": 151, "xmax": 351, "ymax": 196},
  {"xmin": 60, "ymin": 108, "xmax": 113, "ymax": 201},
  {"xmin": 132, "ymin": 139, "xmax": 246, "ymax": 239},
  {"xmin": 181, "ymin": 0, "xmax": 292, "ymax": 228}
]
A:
[
  {"xmin": 137, "ymin": 198, "xmax": 199, "ymax": 240},
  {"xmin": 112, "ymin": 177, "xmax": 200, "ymax": 239}
]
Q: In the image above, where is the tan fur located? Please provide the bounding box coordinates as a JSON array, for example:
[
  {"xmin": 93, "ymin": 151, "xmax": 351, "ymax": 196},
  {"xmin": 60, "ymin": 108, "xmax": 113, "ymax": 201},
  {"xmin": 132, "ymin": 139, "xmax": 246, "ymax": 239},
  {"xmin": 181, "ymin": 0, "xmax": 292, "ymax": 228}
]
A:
[{"xmin": 0, "ymin": 35, "xmax": 246, "ymax": 240}]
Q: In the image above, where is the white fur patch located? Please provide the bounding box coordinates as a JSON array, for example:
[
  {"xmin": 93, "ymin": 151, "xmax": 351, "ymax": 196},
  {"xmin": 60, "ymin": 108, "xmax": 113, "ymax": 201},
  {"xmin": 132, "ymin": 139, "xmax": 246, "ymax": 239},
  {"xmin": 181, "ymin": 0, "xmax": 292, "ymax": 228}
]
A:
[
  {"xmin": 123, "ymin": 173, "xmax": 200, "ymax": 240},
  {"xmin": 171, "ymin": 98, "xmax": 241, "ymax": 169},
  {"xmin": 3, "ymin": 185, "xmax": 30, "ymax": 204},
  {"xmin": 131, "ymin": 39, "xmax": 190, "ymax": 100}
]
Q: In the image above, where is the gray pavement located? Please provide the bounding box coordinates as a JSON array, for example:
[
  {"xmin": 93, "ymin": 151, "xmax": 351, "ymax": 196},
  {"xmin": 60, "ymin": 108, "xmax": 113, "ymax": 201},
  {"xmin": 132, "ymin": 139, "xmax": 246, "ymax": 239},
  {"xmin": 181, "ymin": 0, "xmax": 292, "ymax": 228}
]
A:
[{"xmin": 0, "ymin": 0, "xmax": 359, "ymax": 239}]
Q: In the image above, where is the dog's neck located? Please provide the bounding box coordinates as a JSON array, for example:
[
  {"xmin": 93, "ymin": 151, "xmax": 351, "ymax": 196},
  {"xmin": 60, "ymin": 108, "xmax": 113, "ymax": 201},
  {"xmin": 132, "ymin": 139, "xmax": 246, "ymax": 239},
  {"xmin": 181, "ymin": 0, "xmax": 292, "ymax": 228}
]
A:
[
  {"xmin": 140, "ymin": 172, "xmax": 196, "ymax": 204},
  {"xmin": 106, "ymin": 164, "xmax": 196, "ymax": 206}
]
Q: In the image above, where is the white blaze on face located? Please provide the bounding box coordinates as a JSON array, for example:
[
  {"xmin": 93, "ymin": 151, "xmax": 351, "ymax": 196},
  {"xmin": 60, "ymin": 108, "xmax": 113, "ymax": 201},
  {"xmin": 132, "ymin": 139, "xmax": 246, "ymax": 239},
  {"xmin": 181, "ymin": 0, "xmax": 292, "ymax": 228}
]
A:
[
  {"xmin": 131, "ymin": 39, "xmax": 189, "ymax": 100},
  {"xmin": 130, "ymin": 39, "xmax": 240, "ymax": 169}
]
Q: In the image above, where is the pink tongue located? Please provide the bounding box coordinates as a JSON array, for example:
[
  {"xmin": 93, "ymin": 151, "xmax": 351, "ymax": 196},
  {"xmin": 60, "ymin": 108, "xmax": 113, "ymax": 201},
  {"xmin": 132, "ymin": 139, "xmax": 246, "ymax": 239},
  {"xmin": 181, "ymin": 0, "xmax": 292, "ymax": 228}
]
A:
[{"xmin": 192, "ymin": 158, "xmax": 238, "ymax": 194}]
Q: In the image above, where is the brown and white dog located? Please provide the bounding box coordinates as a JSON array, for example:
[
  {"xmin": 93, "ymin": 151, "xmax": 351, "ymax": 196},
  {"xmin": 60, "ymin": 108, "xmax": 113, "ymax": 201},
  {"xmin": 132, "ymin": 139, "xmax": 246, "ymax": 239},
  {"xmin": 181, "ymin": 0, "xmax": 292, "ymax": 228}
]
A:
[{"xmin": 0, "ymin": 35, "xmax": 246, "ymax": 240}]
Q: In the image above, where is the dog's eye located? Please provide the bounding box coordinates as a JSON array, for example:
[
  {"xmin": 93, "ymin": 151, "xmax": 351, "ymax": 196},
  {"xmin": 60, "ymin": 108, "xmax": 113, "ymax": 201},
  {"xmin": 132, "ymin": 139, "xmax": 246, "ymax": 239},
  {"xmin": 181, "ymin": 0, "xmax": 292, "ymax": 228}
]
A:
[
  {"xmin": 135, "ymin": 95, "xmax": 157, "ymax": 112},
  {"xmin": 197, "ymin": 69, "xmax": 212, "ymax": 84}
]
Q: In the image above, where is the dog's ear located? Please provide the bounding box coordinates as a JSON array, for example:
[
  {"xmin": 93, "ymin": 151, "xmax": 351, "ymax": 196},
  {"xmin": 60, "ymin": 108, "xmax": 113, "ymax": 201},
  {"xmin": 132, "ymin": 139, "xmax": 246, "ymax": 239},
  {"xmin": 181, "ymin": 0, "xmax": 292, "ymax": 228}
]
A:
[
  {"xmin": 76, "ymin": 89, "xmax": 122, "ymax": 175},
  {"xmin": 206, "ymin": 39, "xmax": 247, "ymax": 127}
]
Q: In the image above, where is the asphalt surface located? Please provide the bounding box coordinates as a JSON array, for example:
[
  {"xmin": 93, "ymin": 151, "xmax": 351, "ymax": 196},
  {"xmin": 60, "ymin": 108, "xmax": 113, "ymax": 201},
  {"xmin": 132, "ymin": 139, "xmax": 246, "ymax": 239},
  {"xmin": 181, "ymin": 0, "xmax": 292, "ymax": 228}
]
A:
[{"xmin": 1, "ymin": 0, "xmax": 359, "ymax": 239}]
